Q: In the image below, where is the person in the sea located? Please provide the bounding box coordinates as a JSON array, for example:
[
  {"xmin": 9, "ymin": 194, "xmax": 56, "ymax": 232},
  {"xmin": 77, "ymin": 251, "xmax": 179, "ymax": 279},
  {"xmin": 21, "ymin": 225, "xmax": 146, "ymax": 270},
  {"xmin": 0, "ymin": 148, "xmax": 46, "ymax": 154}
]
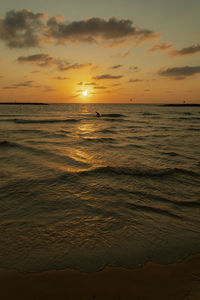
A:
[{"xmin": 96, "ymin": 112, "xmax": 101, "ymax": 117}]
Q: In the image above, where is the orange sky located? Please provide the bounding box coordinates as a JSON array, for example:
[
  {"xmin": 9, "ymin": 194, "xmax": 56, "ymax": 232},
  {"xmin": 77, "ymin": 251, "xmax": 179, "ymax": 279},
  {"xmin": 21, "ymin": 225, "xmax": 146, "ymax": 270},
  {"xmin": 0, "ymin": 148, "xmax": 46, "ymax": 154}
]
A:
[{"xmin": 0, "ymin": 0, "xmax": 200, "ymax": 103}]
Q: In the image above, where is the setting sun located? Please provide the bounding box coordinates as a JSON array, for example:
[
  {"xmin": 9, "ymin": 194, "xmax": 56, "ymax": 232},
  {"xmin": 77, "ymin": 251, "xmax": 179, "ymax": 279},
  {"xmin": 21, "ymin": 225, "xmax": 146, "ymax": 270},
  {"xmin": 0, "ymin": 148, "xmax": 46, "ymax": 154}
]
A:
[{"xmin": 82, "ymin": 90, "xmax": 88, "ymax": 96}]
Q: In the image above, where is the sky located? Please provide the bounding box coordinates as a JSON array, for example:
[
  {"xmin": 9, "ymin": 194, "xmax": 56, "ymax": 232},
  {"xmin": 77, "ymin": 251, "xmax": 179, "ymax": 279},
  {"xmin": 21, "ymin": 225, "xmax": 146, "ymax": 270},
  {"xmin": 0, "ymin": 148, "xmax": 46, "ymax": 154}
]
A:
[{"xmin": 0, "ymin": 0, "xmax": 200, "ymax": 103}]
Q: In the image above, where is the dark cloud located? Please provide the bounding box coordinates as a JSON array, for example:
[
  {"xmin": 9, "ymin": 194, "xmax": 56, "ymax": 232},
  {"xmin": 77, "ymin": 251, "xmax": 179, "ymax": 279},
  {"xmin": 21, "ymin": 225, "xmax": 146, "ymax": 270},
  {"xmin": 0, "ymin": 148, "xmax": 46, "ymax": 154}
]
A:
[
  {"xmin": 46, "ymin": 17, "xmax": 159, "ymax": 47},
  {"xmin": 144, "ymin": 89, "xmax": 150, "ymax": 92},
  {"xmin": 129, "ymin": 78, "xmax": 143, "ymax": 83},
  {"xmin": 0, "ymin": 9, "xmax": 47, "ymax": 48},
  {"xmin": 168, "ymin": 44, "xmax": 200, "ymax": 56},
  {"xmin": 148, "ymin": 42, "xmax": 172, "ymax": 52},
  {"xmin": 93, "ymin": 74, "xmax": 123, "ymax": 80},
  {"xmin": 17, "ymin": 53, "xmax": 91, "ymax": 71},
  {"xmin": 17, "ymin": 54, "xmax": 53, "ymax": 67},
  {"xmin": 158, "ymin": 66, "xmax": 200, "ymax": 80},
  {"xmin": 0, "ymin": 10, "xmax": 159, "ymax": 48},
  {"xmin": 3, "ymin": 80, "xmax": 34, "ymax": 89},
  {"xmin": 110, "ymin": 64, "xmax": 123, "ymax": 69},
  {"xmin": 77, "ymin": 82, "xmax": 83, "ymax": 85}
]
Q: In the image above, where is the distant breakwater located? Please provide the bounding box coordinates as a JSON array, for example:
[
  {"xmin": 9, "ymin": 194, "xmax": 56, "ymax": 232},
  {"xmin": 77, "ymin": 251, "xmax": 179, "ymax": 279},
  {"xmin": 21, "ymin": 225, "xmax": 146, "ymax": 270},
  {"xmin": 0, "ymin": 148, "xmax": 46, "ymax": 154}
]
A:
[
  {"xmin": 163, "ymin": 104, "xmax": 200, "ymax": 107},
  {"xmin": 0, "ymin": 102, "xmax": 48, "ymax": 105}
]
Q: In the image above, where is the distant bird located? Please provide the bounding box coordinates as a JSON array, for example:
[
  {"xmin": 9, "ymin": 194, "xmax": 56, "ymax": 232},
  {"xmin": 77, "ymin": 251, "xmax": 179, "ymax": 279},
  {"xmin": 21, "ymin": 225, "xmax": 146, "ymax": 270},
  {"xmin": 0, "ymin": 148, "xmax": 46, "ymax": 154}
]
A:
[{"xmin": 130, "ymin": 98, "xmax": 133, "ymax": 102}]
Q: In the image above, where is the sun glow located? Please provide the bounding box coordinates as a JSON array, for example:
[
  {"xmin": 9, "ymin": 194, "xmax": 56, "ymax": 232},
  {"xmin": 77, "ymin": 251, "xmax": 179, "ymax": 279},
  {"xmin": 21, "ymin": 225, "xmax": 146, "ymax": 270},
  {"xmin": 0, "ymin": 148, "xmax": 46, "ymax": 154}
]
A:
[{"xmin": 82, "ymin": 90, "xmax": 88, "ymax": 96}]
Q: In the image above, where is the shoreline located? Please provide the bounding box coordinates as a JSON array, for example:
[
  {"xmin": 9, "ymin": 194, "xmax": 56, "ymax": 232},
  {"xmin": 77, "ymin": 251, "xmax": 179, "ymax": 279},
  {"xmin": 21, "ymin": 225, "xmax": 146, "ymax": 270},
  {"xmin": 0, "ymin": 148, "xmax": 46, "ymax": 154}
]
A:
[{"xmin": 1, "ymin": 255, "xmax": 200, "ymax": 300}]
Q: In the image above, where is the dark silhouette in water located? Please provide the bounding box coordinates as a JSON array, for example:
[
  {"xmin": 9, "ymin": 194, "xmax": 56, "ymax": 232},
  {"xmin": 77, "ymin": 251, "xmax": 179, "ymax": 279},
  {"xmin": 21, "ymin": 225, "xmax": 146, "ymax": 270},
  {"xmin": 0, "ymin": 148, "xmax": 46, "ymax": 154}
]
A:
[{"xmin": 96, "ymin": 112, "xmax": 101, "ymax": 117}]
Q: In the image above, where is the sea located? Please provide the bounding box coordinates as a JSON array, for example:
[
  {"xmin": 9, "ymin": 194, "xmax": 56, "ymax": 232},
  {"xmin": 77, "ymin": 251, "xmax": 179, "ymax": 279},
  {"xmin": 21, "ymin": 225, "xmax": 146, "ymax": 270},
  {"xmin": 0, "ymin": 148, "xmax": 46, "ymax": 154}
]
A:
[{"xmin": 0, "ymin": 103, "xmax": 200, "ymax": 273}]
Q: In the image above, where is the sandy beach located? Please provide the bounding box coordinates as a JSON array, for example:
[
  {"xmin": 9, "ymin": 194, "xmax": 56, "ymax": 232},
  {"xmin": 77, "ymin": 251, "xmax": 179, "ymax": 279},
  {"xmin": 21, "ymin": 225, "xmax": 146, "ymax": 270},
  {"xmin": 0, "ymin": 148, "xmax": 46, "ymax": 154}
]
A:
[{"xmin": 1, "ymin": 255, "xmax": 200, "ymax": 300}]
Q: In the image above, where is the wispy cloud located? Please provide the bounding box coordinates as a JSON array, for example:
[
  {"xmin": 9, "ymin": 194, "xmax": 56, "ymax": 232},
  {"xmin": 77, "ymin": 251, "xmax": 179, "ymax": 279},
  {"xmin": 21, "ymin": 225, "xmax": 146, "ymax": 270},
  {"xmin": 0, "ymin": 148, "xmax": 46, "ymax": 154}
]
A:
[
  {"xmin": 111, "ymin": 50, "xmax": 131, "ymax": 58},
  {"xmin": 17, "ymin": 53, "xmax": 91, "ymax": 71},
  {"xmin": 54, "ymin": 76, "xmax": 69, "ymax": 80},
  {"xmin": 148, "ymin": 42, "xmax": 172, "ymax": 53},
  {"xmin": 43, "ymin": 86, "xmax": 56, "ymax": 92},
  {"xmin": 0, "ymin": 9, "xmax": 159, "ymax": 48},
  {"xmin": 85, "ymin": 82, "xmax": 96, "ymax": 85},
  {"xmin": 3, "ymin": 80, "xmax": 35, "ymax": 89},
  {"xmin": 158, "ymin": 66, "xmax": 200, "ymax": 80},
  {"xmin": 94, "ymin": 86, "xmax": 107, "ymax": 89},
  {"xmin": 93, "ymin": 74, "xmax": 123, "ymax": 80},
  {"xmin": 168, "ymin": 44, "xmax": 200, "ymax": 56},
  {"xmin": 129, "ymin": 78, "xmax": 143, "ymax": 83},
  {"xmin": 110, "ymin": 64, "xmax": 123, "ymax": 69}
]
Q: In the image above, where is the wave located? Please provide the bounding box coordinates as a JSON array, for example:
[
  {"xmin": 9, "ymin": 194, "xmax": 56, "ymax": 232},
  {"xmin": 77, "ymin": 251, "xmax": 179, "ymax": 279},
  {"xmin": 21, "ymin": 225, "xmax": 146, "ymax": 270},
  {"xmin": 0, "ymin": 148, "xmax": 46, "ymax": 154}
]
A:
[
  {"xmin": 103, "ymin": 118, "xmax": 125, "ymax": 122},
  {"xmin": 14, "ymin": 118, "xmax": 80, "ymax": 124},
  {"xmin": 0, "ymin": 119, "xmax": 14, "ymax": 122},
  {"xmin": 141, "ymin": 112, "xmax": 159, "ymax": 117},
  {"xmin": 0, "ymin": 140, "xmax": 20, "ymax": 148},
  {"xmin": 82, "ymin": 137, "xmax": 116, "ymax": 144},
  {"xmin": 102, "ymin": 114, "xmax": 125, "ymax": 117},
  {"xmin": 160, "ymin": 151, "xmax": 179, "ymax": 157},
  {"xmin": 171, "ymin": 117, "xmax": 200, "ymax": 121},
  {"xmin": 113, "ymin": 187, "xmax": 200, "ymax": 209},
  {"xmin": 125, "ymin": 202, "xmax": 182, "ymax": 219},
  {"xmin": 187, "ymin": 127, "xmax": 200, "ymax": 131},
  {"xmin": 78, "ymin": 165, "xmax": 200, "ymax": 178},
  {"xmin": 97, "ymin": 128, "xmax": 116, "ymax": 134}
]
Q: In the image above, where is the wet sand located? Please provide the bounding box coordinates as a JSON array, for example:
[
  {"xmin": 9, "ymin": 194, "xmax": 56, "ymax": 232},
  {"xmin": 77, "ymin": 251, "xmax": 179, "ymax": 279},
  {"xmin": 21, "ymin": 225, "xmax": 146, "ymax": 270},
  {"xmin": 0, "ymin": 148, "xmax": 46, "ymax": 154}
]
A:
[{"xmin": 1, "ymin": 255, "xmax": 200, "ymax": 300}]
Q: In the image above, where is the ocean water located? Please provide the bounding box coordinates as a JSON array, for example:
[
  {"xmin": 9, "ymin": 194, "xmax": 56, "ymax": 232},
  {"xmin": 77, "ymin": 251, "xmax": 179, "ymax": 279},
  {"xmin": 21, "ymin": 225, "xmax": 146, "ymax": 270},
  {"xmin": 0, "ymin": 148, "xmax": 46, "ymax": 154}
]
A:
[{"xmin": 0, "ymin": 103, "xmax": 200, "ymax": 273}]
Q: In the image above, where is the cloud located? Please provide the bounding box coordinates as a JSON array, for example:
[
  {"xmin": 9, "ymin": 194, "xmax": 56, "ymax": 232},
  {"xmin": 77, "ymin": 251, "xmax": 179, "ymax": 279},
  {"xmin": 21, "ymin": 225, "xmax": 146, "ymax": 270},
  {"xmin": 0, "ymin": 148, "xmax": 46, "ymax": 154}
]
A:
[
  {"xmin": 112, "ymin": 83, "xmax": 120, "ymax": 86},
  {"xmin": 3, "ymin": 80, "xmax": 35, "ymax": 89},
  {"xmin": 94, "ymin": 86, "xmax": 107, "ymax": 89},
  {"xmin": 158, "ymin": 66, "xmax": 200, "ymax": 80},
  {"xmin": 111, "ymin": 50, "xmax": 131, "ymax": 58},
  {"xmin": 43, "ymin": 86, "xmax": 56, "ymax": 92},
  {"xmin": 0, "ymin": 10, "xmax": 159, "ymax": 48},
  {"xmin": 46, "ymin": 16, "xmax": 159, "ymax": 47},
  {"xmin": 93, "ymin": 74, "xmax": 123, "ymax": 80},
  {"xmin": 129, "ymin": 78, "xmax": 143, "ymax": 83},
  {"xmin": 168, "ymin": 44, "xmax": 200, "ymax": 56},
  {"xmin": 17, "ymin": 54, "xmax": 53, "ymax": 66},
  {"xmin": 0, "ymin": 9, "xmax": 47, "ymax": 48},
  {"xmin": 85, "ymin": 82, "xmax": 96, "ymax": 85},
  {"xmin": 17, "ymin": 53, "xmax": 91, "ymax": 71},
  {"xmin": 54, "ymin": 76, "xmax": 69, "ymax": 80},
  {"xmin": 148, "ymin": 42, "xmax": 172, "ymax": 53},
  {"xmin": 110, "ymin": 64, "xmax": 123, "ymax": 69}
]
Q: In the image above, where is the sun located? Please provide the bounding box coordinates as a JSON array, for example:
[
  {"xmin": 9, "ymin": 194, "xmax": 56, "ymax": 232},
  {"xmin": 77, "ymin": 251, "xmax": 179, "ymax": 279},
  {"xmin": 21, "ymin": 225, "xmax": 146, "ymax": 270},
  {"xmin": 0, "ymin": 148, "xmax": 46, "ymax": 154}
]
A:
[{"xmin": 82, "ymin": 90, "xmax": 88, "ymax": 96}]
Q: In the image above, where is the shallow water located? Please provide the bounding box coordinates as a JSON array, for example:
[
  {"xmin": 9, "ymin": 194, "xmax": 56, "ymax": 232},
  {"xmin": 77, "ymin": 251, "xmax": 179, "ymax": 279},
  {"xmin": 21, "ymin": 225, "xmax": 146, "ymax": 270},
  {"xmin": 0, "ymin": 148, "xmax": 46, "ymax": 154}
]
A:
[{"xmin": 0, "ymin": 103, "xmax": 200, "ymax": 272}]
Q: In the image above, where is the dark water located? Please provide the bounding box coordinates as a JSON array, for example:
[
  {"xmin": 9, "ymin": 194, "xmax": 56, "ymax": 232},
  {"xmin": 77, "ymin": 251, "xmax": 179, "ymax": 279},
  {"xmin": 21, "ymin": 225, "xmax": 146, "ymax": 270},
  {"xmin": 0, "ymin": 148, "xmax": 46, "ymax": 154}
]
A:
[{"xmin": 0, "ymin": 103, "xmax": 200, "ymax": 273}]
